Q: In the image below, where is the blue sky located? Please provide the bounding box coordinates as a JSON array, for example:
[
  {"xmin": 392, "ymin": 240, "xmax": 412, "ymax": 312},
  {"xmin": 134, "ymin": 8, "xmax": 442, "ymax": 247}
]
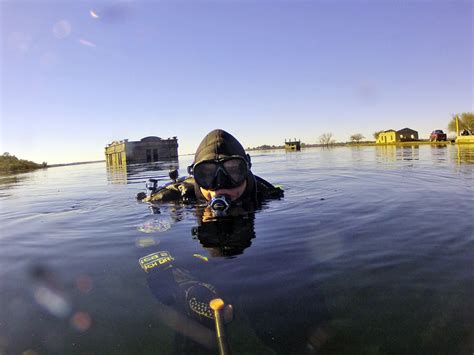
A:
[{"xmin": 1, "ymin": 0, "xmax": 472, "ymax": 164}]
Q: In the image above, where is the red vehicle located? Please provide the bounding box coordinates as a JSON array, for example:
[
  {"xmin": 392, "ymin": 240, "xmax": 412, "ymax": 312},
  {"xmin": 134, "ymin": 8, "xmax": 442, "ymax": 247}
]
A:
[{"xmin": 430, "ymin": 130, "xmax": 447, "ymax": 142}]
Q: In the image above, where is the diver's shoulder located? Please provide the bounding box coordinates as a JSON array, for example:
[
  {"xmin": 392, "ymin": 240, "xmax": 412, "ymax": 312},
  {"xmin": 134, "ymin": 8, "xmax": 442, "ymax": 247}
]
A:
[{"xmin": 254, "ymin": 175, "xmax": 284, "ymax": 199}]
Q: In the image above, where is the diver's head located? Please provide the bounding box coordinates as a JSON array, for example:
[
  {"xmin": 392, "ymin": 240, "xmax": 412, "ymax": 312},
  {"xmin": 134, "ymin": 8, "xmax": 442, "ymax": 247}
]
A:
[{"xmin": 188, "ymin": 129, "xmax": 255, "ymax": 204}]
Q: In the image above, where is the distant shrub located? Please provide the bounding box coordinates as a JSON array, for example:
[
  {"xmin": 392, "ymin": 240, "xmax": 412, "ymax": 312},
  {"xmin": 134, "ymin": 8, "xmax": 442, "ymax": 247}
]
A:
[{"xmin": 0, "ymin": 153, "xmax": 46, "ymax": 173}]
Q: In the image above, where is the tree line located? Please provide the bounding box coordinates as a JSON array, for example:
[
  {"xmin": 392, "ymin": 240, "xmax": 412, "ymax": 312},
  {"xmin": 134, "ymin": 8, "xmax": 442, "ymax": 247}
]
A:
[{"xmin": 0, "ymin": 153, "xmax": 47, "ymax": 174}]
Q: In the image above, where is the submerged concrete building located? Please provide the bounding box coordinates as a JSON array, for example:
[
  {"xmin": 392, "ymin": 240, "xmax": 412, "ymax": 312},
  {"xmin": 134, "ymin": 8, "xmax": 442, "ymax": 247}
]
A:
[{"xmin": 105, "ymin": 136, "xmax": 178, "ymax": 166}]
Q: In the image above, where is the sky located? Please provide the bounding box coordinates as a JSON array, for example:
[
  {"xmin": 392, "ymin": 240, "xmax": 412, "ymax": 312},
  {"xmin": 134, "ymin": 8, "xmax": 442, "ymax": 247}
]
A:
[{"xmin": 1, "ymin": 0, "xmax": 472, "ymax": 164}]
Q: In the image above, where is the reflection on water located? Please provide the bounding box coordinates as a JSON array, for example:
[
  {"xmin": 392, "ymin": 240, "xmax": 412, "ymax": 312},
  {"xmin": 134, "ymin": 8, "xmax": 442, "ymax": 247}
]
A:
[
  {"xmin": 375, "ymin": 145, "xmax": 420, "ymax": 162},
  {"xmin": 0, "ymin": 175, "xmax": 26, "ymax": 186},
  {"xmin": 375, "ymin": 145, "xmax": 396, "ymax": 162},
  {"xmin": 106, "ymin": 160, "xmax": 179, "ymax": 185},
  {"xmin": 456, "ymin": 144, "xmax": 474, "ymax": 164},
  {"xmin": 429, "ymin": 144, "xmax": 449, "ymax": 164},
  {"xmin": 398, "ymin": 145, "xmax": 419, "ymax": 161},
  {"xmin": 375, "ymin": 144, "xmax": 474, "ymax": 166},
  {"xmin": 0, "ymin": 174, "xmax": 29, "ymax": 199},
  {"xmin": 192, "ymin": 210, "xmax": 256, "ymax": 257}
]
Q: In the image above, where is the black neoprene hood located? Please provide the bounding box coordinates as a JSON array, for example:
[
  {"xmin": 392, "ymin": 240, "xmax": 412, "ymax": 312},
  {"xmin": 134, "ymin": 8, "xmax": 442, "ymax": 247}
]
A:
[{"xmin": 193, "ymin": 129, "xmax": 248, "ymax": 165}]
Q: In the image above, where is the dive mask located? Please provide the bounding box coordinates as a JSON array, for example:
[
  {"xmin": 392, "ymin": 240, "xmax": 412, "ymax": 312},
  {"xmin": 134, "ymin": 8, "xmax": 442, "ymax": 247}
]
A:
[{"xmin": 188, "ymin": 156, "xmax": 250, "ymax": 190}]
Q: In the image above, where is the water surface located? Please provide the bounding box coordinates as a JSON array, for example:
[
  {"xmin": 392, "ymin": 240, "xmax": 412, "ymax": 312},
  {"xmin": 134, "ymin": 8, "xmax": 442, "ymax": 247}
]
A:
[{"xmin": 0, "ymin": 145, "xmax": 473, "ymax": 354}]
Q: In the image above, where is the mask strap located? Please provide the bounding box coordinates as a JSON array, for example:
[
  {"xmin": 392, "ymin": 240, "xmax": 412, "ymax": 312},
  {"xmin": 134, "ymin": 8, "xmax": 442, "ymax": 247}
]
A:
[{"xmin": 187, "ymin": 164, "xmax": 194, "ymax": 175}]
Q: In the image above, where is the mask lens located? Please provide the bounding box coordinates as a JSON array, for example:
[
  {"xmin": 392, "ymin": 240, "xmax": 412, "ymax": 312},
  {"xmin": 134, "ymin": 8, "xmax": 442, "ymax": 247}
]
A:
[
  {"xmin": 193, "ymin": 162, "xmax": 218, "ymax": 189},
  {"xmin": 223, "ymin": 158, "xmax": 248, "ymax": 185}
]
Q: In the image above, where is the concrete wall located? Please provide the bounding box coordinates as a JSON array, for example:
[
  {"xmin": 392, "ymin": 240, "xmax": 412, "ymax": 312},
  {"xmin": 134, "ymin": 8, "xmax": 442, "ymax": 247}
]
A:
[
  {"xmin": 105, "ymin": 137, "xmax": 178, "ymax": 166},
  {"xmin": 105, "ymin": 142, "xmax": 126, "ymax": 166},
  {"xmin": 126, "ymin": 139, "xmax": 178, "ymax": 163}
]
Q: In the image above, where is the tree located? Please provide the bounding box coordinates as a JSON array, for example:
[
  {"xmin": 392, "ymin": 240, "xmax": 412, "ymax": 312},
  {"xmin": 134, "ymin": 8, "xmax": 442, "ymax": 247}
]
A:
[
  {"xmin": 319, "ymin": 133, "xmax": 335, "ymax": 146},
  {"xmin": 373, "ymin": 130, "xmax": 383, "ymax": 140},
  {"xmin": 350, "ymin": 133, "xmax": 365, "ymax": 143},
  {"xmin": 0, "ymin": 153, "xmax": 43, "ymax": 173},
  {"xmin": 448, "ymin": 112, "xmax": 474, "ymax": 133}
]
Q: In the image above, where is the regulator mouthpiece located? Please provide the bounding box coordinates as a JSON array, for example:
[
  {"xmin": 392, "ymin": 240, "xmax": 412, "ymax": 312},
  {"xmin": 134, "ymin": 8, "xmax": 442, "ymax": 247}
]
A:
[{"xmin": 209, "ymin": 195, "xmax": 231, "ymax": 216}]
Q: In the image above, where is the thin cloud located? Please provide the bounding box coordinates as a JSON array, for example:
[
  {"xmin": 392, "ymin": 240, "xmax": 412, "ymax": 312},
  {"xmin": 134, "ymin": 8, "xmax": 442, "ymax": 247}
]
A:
[{"xmin": 78, "ymin": 39, "xmax": 96, "ymax": 48}]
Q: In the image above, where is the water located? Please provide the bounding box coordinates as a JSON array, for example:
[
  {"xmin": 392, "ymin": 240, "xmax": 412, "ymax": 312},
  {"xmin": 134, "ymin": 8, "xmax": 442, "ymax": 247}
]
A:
[{"xmin": 0, "ymin": 145, "xmax": 473, "ymax": 354}]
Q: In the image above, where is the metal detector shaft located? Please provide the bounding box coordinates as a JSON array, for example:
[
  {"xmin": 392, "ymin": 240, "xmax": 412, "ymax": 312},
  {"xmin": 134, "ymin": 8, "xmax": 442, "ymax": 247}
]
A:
[{"xmin": 210, "ymin": 298, "xmax": 230, "ymax": 355}]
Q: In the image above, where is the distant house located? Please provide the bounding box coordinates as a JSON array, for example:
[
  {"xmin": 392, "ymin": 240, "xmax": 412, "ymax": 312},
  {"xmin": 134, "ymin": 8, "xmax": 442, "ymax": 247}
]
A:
[
  {"xmin": 376, "ymin": 128, "xmax": 418, "ymax": 144},
  {"xmin": 285, "ymin": 139, "xmax": 301, "ymax": 151},
  {"xmin": 105, "ymin": 136, "xmax": 178, "ymax": 166}
]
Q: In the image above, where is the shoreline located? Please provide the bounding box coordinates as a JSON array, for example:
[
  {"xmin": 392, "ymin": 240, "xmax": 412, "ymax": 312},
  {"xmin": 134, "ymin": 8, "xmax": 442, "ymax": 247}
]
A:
[
  {"xmin": 3, "ymin": 140, "xmax": 471, "ymax": 173},
  {"xmin": 247, "ymin": 140, "xmax": 466, "ymax": 151}
]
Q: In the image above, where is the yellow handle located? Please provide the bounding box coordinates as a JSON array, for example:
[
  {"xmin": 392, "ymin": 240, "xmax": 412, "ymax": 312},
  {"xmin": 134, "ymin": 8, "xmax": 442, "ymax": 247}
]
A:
[{"xmin": 210, "ymin": 298, "xmax": 230, "ymax": 355}]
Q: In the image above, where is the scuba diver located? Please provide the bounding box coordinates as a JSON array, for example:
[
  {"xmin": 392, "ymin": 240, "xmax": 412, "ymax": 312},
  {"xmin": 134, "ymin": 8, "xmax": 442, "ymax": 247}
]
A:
[
  {"xmin": 136, "ymin": 129, "xmax": 283, "ymax": 206},
  {"xmin": 136, "ymin": 130, "xmax": 331, "ymax": 354},
  {"xmin": 136, "ymin": 129, "xmax": 285, "ymax": 352}
]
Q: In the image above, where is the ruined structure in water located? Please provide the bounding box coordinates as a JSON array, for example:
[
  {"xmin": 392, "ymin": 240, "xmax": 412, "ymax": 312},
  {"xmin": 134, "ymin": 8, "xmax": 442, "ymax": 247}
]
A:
[{"xmin": 105, "ymin": 136, "xmax": 178, "ymax": 166}]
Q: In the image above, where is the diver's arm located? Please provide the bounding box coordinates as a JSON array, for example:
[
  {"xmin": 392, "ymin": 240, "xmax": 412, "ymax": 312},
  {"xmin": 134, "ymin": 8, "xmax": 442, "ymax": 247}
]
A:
[
  {"xmin": 135, "ymin": 250, "xmax": 218, "ymax": 349},
  {"xmin": 137, "ymin": 177, "xmax": 197, "ymax": 203},
  {"xmin": 139, "ymin": 250, "xmax": 231, "ymax": 328}
]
